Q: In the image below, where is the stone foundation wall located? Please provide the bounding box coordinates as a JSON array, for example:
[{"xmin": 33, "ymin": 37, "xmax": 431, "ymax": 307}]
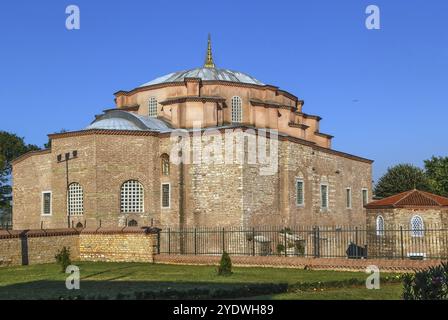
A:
[
  {"xmin": 0, "ymin": 230, "xmax": 79, "ymax": 267},
  {"xmin": 0, "ymin": 228, "xmax": 158, "ymax": 267},
  {"xmin": 79, "ymin": 230, "xmax": 156, "ymax": 263}
]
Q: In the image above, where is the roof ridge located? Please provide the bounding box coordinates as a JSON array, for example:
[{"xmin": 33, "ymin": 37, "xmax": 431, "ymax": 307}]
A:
[
  {"xmin": 416, "ymin": 189, "xmax": 448, "ymax": 205},
  {"xmin": 394, "ymin": 189, "xmax": 418, "ymax": 206}
]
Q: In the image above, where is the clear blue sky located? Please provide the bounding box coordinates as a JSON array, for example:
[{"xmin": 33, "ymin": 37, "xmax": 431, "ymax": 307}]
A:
[{"xmin": 0, "ymin": 0, "xmax": 447, "ymax": 182}]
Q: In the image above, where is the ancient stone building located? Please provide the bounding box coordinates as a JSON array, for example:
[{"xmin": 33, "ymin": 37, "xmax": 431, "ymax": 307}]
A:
[
  {"xmin": 12, "ymin": 36, "xmax": 372, "ymax": 230},
  {"xmin": 365, "ymin": 189, "xmax": 448, "ymax": 258}
]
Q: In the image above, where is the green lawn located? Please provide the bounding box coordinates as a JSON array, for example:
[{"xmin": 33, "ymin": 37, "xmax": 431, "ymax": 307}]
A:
[
  {"xmin": 252, "ymin": 284, "xmax": 403, "ymax": 300},
  {"xmin": 0, "ymin": 262, "xmax": 403, "ymax": 300}
]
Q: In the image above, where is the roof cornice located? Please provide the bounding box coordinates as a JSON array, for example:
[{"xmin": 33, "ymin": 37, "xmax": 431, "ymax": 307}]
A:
[
  {"xmin": 160, "ymin": 96, "xmax": 226, "ymax": 106},
  {"xmin": 11, "ymin": 149, "xmax": 51, "ymax": 166},
  {"xmin": 114, "ymin": 80, "xmax": 298, "ymax": 101}
]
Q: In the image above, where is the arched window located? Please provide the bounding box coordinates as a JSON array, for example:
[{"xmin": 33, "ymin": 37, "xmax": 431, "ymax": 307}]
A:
[
  {"xmin": 128, "ymin": 219, "xmax": 138, "ymax": 227},
  {"xmin": 376, "ymin": 215, "xmax": 385, "ymax": 236},
  {"xmin": 161, "ymin": 154, "xmax": 170, "ymax": 176},
  {"xmin": 231, "ymin": 96, "xmax": 242, "ymax": 123},
  {"xmin": 68, "ymin": 183, "xmax": 84, "ymax": 215},
  {"xmin": 76, "ymin": 222, "xmax": 84, "ymax": 229},
  {"xmin": 149, "ymin": 97, "xmax": 158, "ymax": 117},
  {"xmin": 120, "ymin": 180, "xmax": 144, "ymax": 213},
  {"xmin": 410, "ymin": 215, "xmax": 424, "ymax": 237}
]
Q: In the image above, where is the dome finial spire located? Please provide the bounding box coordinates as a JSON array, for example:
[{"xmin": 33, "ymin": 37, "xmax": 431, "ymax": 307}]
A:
[{"xmin": 204, "ymin": 34, "xmax": 215, "ymax": 68}]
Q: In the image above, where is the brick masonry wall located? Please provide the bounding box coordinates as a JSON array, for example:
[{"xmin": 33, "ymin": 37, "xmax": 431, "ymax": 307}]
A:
[
  {"xmin": 0, "ymin": 228, "xmax": 158, "ymax": 267},
  {"xmin": 13, "ymin": 130, "xmax": 372, "ymax": 230}
]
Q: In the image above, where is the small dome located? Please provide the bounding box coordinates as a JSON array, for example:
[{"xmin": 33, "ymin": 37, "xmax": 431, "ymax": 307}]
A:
[
  {"xmin": 86, "ymin": 118, "xmax": 142, "ymax": 131},
  {"xmin": 86, "ymin": 110, "xmax": 172, "ymax": 132},
  {"xmin": 139, "ymin": 67, "xmax": 264, "ymax": 87},
  {"xmin": 139, "ymin": 36, "xmax": 265, "ymax": 87}
]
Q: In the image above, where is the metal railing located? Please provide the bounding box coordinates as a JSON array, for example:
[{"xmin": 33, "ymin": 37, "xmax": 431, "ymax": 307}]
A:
[
  {"xmin": 0, "ymin": 222, "xmax": 12, "ymax": 230},
  {"xmin": 156, "ymin": 225, "xmax": 448, "ymax": 260}
]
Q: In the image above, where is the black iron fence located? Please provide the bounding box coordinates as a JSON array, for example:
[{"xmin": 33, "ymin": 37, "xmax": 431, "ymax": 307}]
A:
[
  {"xmin": 156, "ymin": 225, "xmax": 448, "ymax": 260},
  {"xmin": 0, "ymin": 222, "xmax": 12, "ymax": 230}
]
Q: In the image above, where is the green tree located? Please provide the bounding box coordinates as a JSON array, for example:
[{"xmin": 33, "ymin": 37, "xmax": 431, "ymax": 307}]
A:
[
  {"xmin": 424, "ymin": 156, "xmax": 448, "ymax": 197},
  {"xmin": 0, "ymin": 131, "xmax": 39, "ymax": 221},
  {"xmin": 374, "ymin": 164, "xmax": 432, "ymax": 198}
]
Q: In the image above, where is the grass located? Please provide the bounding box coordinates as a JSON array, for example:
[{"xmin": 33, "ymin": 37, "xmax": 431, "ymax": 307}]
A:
[
  {"xmin": 0, "ymin": 261, "xmax": 403, "ymax": 300},
  {"xmin": 252, "ymin": 284, "xmax": 403, "ymax": 300}
]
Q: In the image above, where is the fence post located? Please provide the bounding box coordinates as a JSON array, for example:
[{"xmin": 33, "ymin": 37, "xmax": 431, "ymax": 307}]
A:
[
  {"xmin": 252, "ymin": 227, "xmax": 256, "ymax": 256},
  {"xmin": 194, "ymin": 228, "xmax": 197, "ymax": 255},
  {"xmin": 284, "ymin": 228, "xmax": 287, "ymax": 257},
  {"xmin": 157, "ymin": 230, "xmax": 161, "ymax": 255},
  {"xmin": 168, "ymin": 228, "xmax": 171, "ymax": 255},
  {"xmin": 400, "ymin": 226, "xmax": 404, "ymax": 260},
  {"xmin": 355, "ymin": 227, "xmax": 359, "ymax": 258},
  {"xmin": 313, "ymin": 227, "xmax": 320, "ymax": 258},
  {"xmin": 222, "ymin": 227, "xmax": 225, "ymax": 253}
]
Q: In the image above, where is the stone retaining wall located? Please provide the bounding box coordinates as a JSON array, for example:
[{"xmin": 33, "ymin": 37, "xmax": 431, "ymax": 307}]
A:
[
  {"xmin": 0, "ymin": 227, "xmax": 158, "ymax": 267},
  {"xmin": 79, "ymin": 229, "xmax": 156, "ymax": 263}
]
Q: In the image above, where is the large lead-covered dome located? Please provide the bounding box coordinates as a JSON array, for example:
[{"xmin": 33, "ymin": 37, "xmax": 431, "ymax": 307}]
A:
[
  {"xmin": 139, "ymin": 67, "xmax": 264, "ymax": 87},
  {"xmin": 139, "ymin": 35, "xmax": 264, "ymax": 87}
]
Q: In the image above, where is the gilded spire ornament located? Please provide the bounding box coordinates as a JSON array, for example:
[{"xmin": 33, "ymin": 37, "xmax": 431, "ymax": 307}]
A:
[{"xmin": 204, "ymin": 34, "xmax": 215, "ymax": 68}]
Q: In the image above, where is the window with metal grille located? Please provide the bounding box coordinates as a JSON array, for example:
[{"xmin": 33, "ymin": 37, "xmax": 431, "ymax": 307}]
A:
[
  {"xmin": 42, "ymin": 191, "xmax": 52, "ymax": 215},
  {"xmin": 346, "ymin": 188, "xmax": 352, "ymax": 209},
  {"xmin": 410, "ymin": 215, "xmax": 424, "ymax": 237},
  {"xmin": 321, "ymin": 184, "xmax": 329, "ymax": 209},
  {"xmin": 128, "ymin": 219, "xmax": 138, "ymax": 227},
  {"xmin": 231, "ymin": 96, "xmax": 242, "ymax": 123},
  {"xmin": 120, "ymin": 180, "xmax": 144, "ymax": 213},
  {"xmin": 362, "ymin": 189, "xmax": 368, "ymax": 207},
  {"xmin": 161, "ymin": 154, "xmax": 170, "ymax": 176},
  {"xmin": 68, "ymin": 183, "xmax": 83, "ymax": 215},
  {"xmin": 161, "ymin": 183, "xmax": 170, "ymax": 208},
  {"xmin": 376, "ymin": 215, "xmax": 385, "ymax": 236},
  {"xmin": 149, "ymin": 97, "xmax": 158, "ymax": 117},
  {"xmin": 296, "ymin": 179, "xmax": 304, "ymax": 206}
]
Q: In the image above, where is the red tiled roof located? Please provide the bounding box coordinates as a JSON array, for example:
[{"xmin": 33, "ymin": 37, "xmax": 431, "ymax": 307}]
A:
[{"xmin": 365, "ymin": 189, "xmax": 448, "ymax": 209}]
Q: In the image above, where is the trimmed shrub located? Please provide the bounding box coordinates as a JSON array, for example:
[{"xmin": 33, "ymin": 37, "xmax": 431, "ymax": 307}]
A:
[
  {"xmin": 54, "ymin": 247, "xmax": 71, "ymax": 273},
  {"xmin": 217, "ymin": 251, "xmax": 232, "ymax": 276}
]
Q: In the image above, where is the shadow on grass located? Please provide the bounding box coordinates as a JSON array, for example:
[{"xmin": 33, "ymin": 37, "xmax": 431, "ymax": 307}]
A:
[{"xmin": 0, "ymin": 280, "xmax": 288, "ymax": 300}]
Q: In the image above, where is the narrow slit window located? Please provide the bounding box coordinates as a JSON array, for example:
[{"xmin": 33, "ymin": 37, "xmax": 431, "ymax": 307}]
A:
[
  {"xmin": 296, "ymin": 179, "xmax": 304, "ymax": 206},
  {"xmin": 321, "ymin": 184, "xmax": 329, "ymax": 209},
  {"xmin": 42, "ymin": 192, "xmax": 52, "ymax": 215},
  {"xmin": 162, "ymin": 183, "xmax": 170, "ymax": 208}
]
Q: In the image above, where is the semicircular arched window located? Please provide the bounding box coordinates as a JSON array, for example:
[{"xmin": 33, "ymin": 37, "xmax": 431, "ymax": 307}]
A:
[
  {"xmin": 376, "ymin": 215, "xmax": 385, "ymax": 236},
  {"xmin": 161, "ymin": 153, "xmax": 170, "ymax": 176},
  {"xmin": 68, "ymin": 183, "xmax": 84, "ymax": 215},
  {"xmin": 120, "ymin": 180, "xmax": 144, "ymax": 213},
  {"xmin": 410, "ymin": 215, "xmax": 424, "ymax": 237},
  {"xmin": 128, "ymin": 219, "xmax": 138, "ymax": 227},
  {"xmin": 149, "ymin": 97, "xmax": 158, "ymax": 117},
  {"xmin": 231, "ymin": 96, "xmax": 242, "ymax": 123}
]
